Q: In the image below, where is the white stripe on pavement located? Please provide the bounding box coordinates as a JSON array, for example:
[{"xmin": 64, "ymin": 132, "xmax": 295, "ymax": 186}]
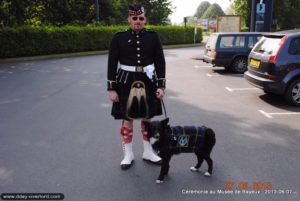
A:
[
  {"xmin": 206, "ymin": 73, "xmax": 220, "ymax": 77},
  {"xmin": 259, "ymin": 110, "xmax": 300, "ymax": 118},
  {"xmin": 259, "ymin": 110, "xmax": 273, "ymax": 118},
  {"xmin": 0, "ymin": 99, "xmax": 20, "ymax": 105},
  {"xmin": 226, "ymin": 87, "xmax": 260, "ymax": 92},
  {"xmin": 225, "ymin": 87, "xmax": 233, "ymax": 92},
  {"xmin": 194, "ymin": 65, "xmax": 211, "ymax": 69}
]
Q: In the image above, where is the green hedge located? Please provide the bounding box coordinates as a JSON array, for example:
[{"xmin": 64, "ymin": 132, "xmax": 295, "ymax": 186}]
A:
[
  {"xmin": 0, "ymin": 25, "xmax": 202, "ymax": 58},
  {"xmin": 147, "ymin": 25, "xmax": 202, "ymax": 45}
]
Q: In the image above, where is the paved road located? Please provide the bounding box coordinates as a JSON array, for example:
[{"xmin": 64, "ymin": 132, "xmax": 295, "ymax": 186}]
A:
[{"xmin": 0, "ymin": 47, "xmax": 299, "ymax": 201}]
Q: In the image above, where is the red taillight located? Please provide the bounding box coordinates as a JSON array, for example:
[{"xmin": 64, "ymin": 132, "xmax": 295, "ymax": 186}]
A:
[
  {"xmin": 268, "ymin": 36, "xmax": 287, "ymax": 63},
  {"xmin": 268, "ymin": 55, "xmax": 276, "ymax": 63},
  {"xmin": 214, "ymin": 50, "xmax": 217, "ymax": 60},
  {"xmin": 268, "ymin": 74, "xmax": 276, "ymax": 80}
]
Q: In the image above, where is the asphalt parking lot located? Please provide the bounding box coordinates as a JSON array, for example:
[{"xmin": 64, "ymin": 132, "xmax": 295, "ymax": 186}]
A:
[
  {"xmin": 0, "ymin": 46, "xmax": 299, "ymax": 201},
  {"xmin": 166, "ymin": 47, "xmax": 300, "ymax": 126}
]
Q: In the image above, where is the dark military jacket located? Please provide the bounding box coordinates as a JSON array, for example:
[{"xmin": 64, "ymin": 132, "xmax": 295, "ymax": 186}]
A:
[{"xmin": 107, "ymin": 28, "xmax": 166, "ymax": 91}]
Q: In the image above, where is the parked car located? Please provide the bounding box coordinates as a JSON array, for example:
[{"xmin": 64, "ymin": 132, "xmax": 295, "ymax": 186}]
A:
[
  {"xmin": 244, "ymin": 29, "xmax": 300, "ymax": 106},
  {"xmin": 203, "ymin": 32, "xmax": 262, "ymax": 73}
]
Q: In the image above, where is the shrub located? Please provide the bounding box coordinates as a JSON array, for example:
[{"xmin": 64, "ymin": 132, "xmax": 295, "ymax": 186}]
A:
[{"xmin": 0, "ymin": 25, "xmax": 202, "ymax": 58}]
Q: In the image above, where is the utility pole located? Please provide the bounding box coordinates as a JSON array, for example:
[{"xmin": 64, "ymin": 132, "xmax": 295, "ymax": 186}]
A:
[
  {"xmin": 95, "ymin": 0, "xmax": 100, "ymax": 25},
  {"xmin": 194, "ymin": 17, "xmax": 198, "ymax": 44},
  {"xmin": 250, "ymin": 0, "xmax": 256, "ymax": 31}
]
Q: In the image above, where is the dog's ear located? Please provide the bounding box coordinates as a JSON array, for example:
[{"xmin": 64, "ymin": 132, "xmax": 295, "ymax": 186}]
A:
[{"xmin": 160, "ymin": 118, "xmax": 169, "ymax": 126}]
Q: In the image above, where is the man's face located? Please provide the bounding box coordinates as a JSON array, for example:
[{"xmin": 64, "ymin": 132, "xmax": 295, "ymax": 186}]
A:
[{"xmin": 128, "ymin": 14, "xmax": 146, "ymax": 32}]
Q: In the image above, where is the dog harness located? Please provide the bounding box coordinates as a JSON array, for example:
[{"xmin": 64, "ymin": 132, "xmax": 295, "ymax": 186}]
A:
[{"xmin": 169, "ymin": 126, "xmax": 206, "ymax": 154}]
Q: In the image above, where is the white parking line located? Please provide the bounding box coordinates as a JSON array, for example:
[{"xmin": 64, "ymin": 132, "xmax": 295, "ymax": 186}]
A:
[
  {"xmin": 194, "ymin": 65, "xmax": 211, "ymax": 69},
  {"xmin": 0, "ymin": 99, "xmax": 20, "ymax": 105},
  {"xmin": 63, "ymin": 67, "xmax": 72, "ymax": 72},
  {"xmin": 259, "ymin": 110, "xmax": 300, "ymax": 118},
  {"xmin": 258, "ymin": 110, "xmax": 273, "ymax": 118},
  {"xmin": 225, "ymin": 87, "xmax": 260, "ymax": 92},
  {"xmin": 79, "ymin": 80, "xmax": 89, "ymax": 86},
  {"xmin": 206, "ymin": 73, "xmax": 220, "ymax": 77}
]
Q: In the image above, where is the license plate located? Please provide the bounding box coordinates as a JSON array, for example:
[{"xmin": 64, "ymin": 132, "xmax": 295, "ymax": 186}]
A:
[{"xmin": 250, "ymin": 59, "xmax": 260, "ymax": 68}]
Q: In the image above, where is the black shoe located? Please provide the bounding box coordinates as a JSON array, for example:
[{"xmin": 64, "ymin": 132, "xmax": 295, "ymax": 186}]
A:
[
  {"xmin": 121, "ymin": 160, "xmax": 134, "ymax": 170},
  {"xmin": 143, "ymin": 158, "xmax": 162, "ymax": 165}
]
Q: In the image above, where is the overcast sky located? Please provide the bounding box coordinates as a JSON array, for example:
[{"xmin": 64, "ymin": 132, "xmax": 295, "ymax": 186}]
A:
[{"xmin": 169, "ymin": 0, "xmax": 232, "ymax": 24}]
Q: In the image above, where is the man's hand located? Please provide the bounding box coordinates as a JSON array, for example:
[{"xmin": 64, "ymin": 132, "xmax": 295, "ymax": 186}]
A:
[
  {"xmin": 108, "ymin": 90, "xmax": 119, "ymax": 102},
  {"xmin": 156, "ymin": 88, "xmax": 165, "ymax": 100}
]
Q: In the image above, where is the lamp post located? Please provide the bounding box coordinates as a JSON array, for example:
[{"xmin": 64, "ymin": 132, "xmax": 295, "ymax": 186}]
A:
[
  {"xmin": 194, "ymin": 17, "xmax": 198, "ymax": 44},
  {"xmin": 95, "ymin": 0, "xmax": 100, "ymax": 25}
]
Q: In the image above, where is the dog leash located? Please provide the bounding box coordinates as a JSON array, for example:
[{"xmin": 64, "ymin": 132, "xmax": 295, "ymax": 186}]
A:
[{"xmin": 161, "ymin": 99, "xmax": 168, "ymax": 119}]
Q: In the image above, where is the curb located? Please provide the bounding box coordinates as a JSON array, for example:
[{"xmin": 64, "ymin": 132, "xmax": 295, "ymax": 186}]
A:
[{"xmin": 0, "ymin": 43, "xmax": 204, "ymax": 63}]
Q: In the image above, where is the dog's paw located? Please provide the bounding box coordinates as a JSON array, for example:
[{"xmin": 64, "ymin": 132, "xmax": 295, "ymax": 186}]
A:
[
  {"xmin": 190, "ymin": 167, "xmax": 199, "ymax": 172},
  {"xmin": 156, "ymin": 179, "xmax": 164, "ymax": 184},
  {"xmin": 204, "ymin": 172, "xmax": 212, "ymax": 177}
]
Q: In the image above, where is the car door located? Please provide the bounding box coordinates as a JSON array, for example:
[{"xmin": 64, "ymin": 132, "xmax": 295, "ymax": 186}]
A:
[
  {"xmin": 217, "ymin": 35, "xmax": 246, "ymax": 66},
  {"xmin": 216, "ymin": 35, "xmax": 235, "ymax": 65},
  {"xmin": 287, "ymin": 36, "xmax": 300, "ymax": 72}
]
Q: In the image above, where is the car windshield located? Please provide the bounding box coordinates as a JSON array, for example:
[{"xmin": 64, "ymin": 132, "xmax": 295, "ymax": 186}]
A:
[{"xmin": 253, "ymin": 36, "xmax": 282, "ymax": 55}]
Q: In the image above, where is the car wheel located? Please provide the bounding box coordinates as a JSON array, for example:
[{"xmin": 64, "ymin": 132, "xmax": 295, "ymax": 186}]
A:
[
  {"xmin": 231, "ymin": 57, "xmax": 247, "ymax": 73},
  {"xmin": 285, "ymin": 79, "xmax": 300, "ymax": 106},
  {"xmin": 224, "ymin": 66, "xmax": 231, "ymax": 71}
]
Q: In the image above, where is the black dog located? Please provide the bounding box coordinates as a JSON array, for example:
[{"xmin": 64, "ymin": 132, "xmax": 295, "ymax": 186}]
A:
[{"xmin": 144, "ymin": 118, "xmax": 216, "ymax": 183}]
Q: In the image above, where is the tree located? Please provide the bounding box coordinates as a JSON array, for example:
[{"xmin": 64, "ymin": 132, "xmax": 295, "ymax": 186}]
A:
[
  {"xmin": 186, "ymin": 1, "xmax": 211, "ymax": 26},
  {"xmin": 107, "ymin": 0, "xmax": 131, "ymax": 24},
  {"xmin": 0, "ymin": 0, "xmax": 33, "ymax": 26},
  {"xmin": 195, "ymin": 1, "xmax": 211, "ymax": 19},
  {"xmin": 232, "ymin": 0, "xmax": 300, "ymax": 30},
  {"xmin": 142, "ymin": 0, "xmax": 173, "ymax": 25},
  {"xmin": 0, "ymin": 0, "xmax": 96, "ymax": 26},
  {"xmin": 0, "ymin": 0, "xmax": 13, "ymax": 26},
  {"xmin": 38, "ymin": 0, "xmax": 97, "ymax": 26},
  {"xmin": 273, "ymin": 0, "xmax": 300, "ymax": 30},
  {"xmin": 202, "ymin": 3, "xmax": 225, "ymax": 20},
  {"xmin": 225, "ymin": 5, "xmax": 234, "ymax": 15},
  {"xmin": 96, "ymin": 0, "xmax": 173, "ymax": 25},
  {"xmin": 0, "ymin": 0, "xmax": 173, "ymax": 26},
  {"xmin": 231, "ymin": 0, "xmax": 250, "ymax": 27}
]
